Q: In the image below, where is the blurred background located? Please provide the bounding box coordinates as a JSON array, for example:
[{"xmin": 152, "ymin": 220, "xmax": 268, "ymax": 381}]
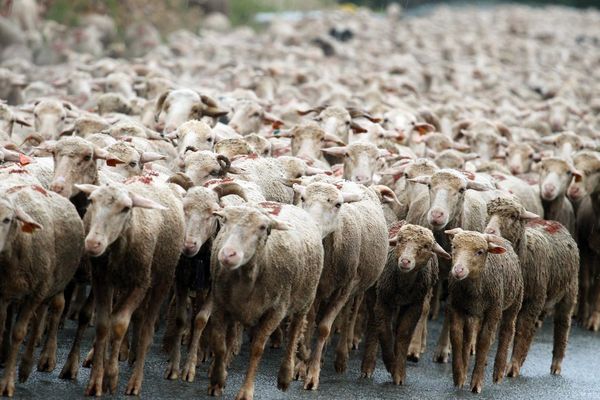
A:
[{"xmin": 29, "ymin": 0, "xmax": 600, "ymax": 32}]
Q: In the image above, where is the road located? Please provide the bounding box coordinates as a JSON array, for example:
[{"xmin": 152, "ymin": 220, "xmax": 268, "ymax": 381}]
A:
[{"xmin": 11, "ymin": 312, "xmax": 600, "ymax": 399}]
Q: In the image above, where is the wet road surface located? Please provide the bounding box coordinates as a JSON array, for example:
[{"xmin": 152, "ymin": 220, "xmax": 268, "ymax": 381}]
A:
[{"xmin": 12, "ymin": 314, "xmax": 600, "ymax": 399}]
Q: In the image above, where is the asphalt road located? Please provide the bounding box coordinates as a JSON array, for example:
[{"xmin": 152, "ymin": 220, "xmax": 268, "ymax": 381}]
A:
[{"xmin": 9, "ymin": 311, "xmax": 600, "ymax": 399}]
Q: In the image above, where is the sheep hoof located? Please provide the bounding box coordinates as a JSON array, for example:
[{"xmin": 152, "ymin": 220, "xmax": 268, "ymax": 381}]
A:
[
  {"xmin": 471, "ymin": 383, "xmax": 483, "ymax": 394},
  {"xmin": 293, "ymin": 361, "xmax": 307, "ymax": 381},
  {"xmin": 208, "ymin": 383, "xmax": 224, "ymax": 397},
  {"xmin": 407, "ymin": 352, "xmax": 420, "ymax": 363},
  {"xmin": 507, "ymin": 362, "xmax": 520, "ymax": 378},
  {"xmin": 181, "ymin": 362, "xmax": 197, "ymax": 383},
  {"xmin": 0, "ymin": 375, "xmax": 15, "ymax": 397},
  {"xmin": 551, "ymin": 361, "xmax": 562, "ymax": 375},
  {"xmin": 37, "ymin": 352, "xmax": 56, "ymax": 372},
  {"xmin": 165, "ymin": 363, "xmax": 180, "ymax": 380},
  {"xmin": 433, "ymin": 348, "xmax": 450, "ymax": 364},
  {"xmin": 585, "ymin": 313, "xmax": 600, "ymax": 331}
]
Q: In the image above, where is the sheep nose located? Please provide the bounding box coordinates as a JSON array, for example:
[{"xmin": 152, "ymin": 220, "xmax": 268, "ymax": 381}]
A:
[
  {"xmin": 229, "ymin": 123, "xmax": 240, "ymax": 132},
  {"xmin": 510, "ymin": 166, "xmax": 521, "ymax": 175},
  {"xmin": 400, "ymin": 258, "xmax": 411, "ymax": 269},
  {"xmin": 484, "ymin": 227, "xmax": 496, "ymax": 235},
  {"xmin": 85, "ymin": 238, "xmax": 103, "ymax": 255},
  {"xmin": 543, "ymin": 183, "xmax": 556, "ymax": 193}
]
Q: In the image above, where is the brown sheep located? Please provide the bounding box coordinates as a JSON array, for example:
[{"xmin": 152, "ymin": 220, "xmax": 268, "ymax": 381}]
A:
[
  {"xmin": 445, "ymin": 229, "xmax": 523, "ymax": 394},
  {"xmin": 0, "ymin": 176, "xmax": 84, "ymax": 397},
  {"xmin": 361, "ymin": 223, "xmax": 450, "ymax": 384},
  {"xmin": 485, "ymin": 197, "xmax": 578, "ymax": 376},
  {"xmin": 74, "ymin": 179, "xmax": 184, "ymax": 396}
]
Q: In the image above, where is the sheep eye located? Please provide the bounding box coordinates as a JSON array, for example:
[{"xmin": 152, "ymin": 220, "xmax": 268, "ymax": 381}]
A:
[
  {"xmin": 459, "ymin": 187, "xmax": 466, "ymax": 193},
  {"xmin": 122, "ymin": 206, "xmax": 131, "ymax": 213},
  {"xmin": 259, "ymin": 224, "xmax": 267, "ymax": 230},
  {"xmin": 207, "ymin": 137, "xmax": 213, "ymax": 142},
  {"xmin": 83, "ymin": 154, "xmax": 92, "ymax": 161},
  {"xmin": 2, "ymin": 218, "xmax": 10, "ymax": 224},
  {"xmin": 475, "ymin": 249, "xmax": 485, "ymax": 256},
  {"xmin": 129, "ymin": 162, "xmax": 137, "ymax": 168},
  {"xmin": 61, "ymin": 116, "xmax": 66, "ymax": 121},
  {"xmin": 210, "ymin": 169, "xmax": 219, "ymax": 175},
  {"xmin": 427, "ymin": 184, "xmax": 431, "ymax": 189},
  {"xmin": 252, "ymin": 112, "xmax": 261, "ymax": 118},
  {"xmin": 566, "ymin": 171, "xmax": 572, "ymax": 176},
  {"xmin": 335, "ymin": 202, "xmax": 342, "ymax": 208},
  {"xmin": 345, "ymin": 120, "xmax": 351, "ymax": 126},
  {"xmin": 314, "ymin": 117, "xmax": 322, "ymax": 122},
  {"xmin": 300, "ymin": 196, "xmax": 305, "ymax": 202}
]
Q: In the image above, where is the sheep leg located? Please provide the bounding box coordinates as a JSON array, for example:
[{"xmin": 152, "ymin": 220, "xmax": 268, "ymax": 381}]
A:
[
  {"xmin": 236, "ymin": 308, "xmax": 286, "ymax": 400},
  {"xmin": 429, "ymin": 279, "xmax": 442, "ymax": 320},
  {"xmin": 449, "ymin": 307, "xmax": 466, "ymax": 388},
  {"xmin": 507, "ymin": 301, "xmax": 542, "ymax": 378},
  {"xmin": 277, "ymin": 314, "xmax": 305, "ymax": 391},
  {"xmin": 551, "ymin": 294, "xmax": 576, "ymax": 375},
  {"xmin": 18, "ymin": 304, "xmax": 45, "ymax": 383},
  {"xmin": 433, "ymin": 306, "xmax": 451, "ymax": 363},
  {"xmin": 353, "ymin": 298, "xmax": 367, "ymax": 350},
  {"xmin": 304, "ymin": 288, "xmax": 354, "ymax": 391},
  {"xmin": 270, "ymin": 325, "xmax": 284, "ymax": 349},
  {"xmin": 33, "ymin": 307, "xmax": 47, "ymax": 347},
  {"xmin": 104, "ymin": 287, "xmax": 146, "ymax": 395},
  {"xmin": 585, "ymin": 273, "xmax": 600, "ymax": 331},
  {"xmin": 360, "ymin": 289, "xmax": 382, "ymax": 378},
  {"xmin": 60, "ymin": 289, "xmax": 94, "ymax": 380},
  {"xmin": 161, "ymin": 293, "xmax": 177, "ymax": 353},
  {"xmin": 408, "ymin": 291, "xmax": 432, "ymax": 362},
  {"xmin": 208, "ymin": 312, "xmax": 228, "ymax": 396},
  {"xmin": 126, "ymin": 283, "xmax": 170, "ymax": 396},
  {"xmin": 0, "ymin": 297, "xmax": 40, "ymax": 397},
  {"xmin": 165, "ymin": 279, "xmax": 190, "ymax": 380},
  {"xmin": 347, "ymin": 293, "xmax": 364, "ymax": 350},
  {"xmin": 470, "ymin": 310, "xmax": 501, "ymax": 394},
  {"xmin": 295, "ymin": 301, "xmax": 317, "ymax": 381},
  {"xmin": 334, "ymin": 298, "xmax": 353, "ymax": 373},
  {"xmin": 68, "ymin": 283, "xmax": 88, "ymax": 321},
  {"xmin": 392, "ymin": 303, "xmax": 422, "ymax": 385},
  {"xmin": 0, "ymin": 301, "xmax": 8, "ymax": 366},
  {"xmin": 182, "ymin": 295, "xmax": 213, "ymax": 383},
  {"xmin": 576, "ymin": 253, "xmax": 590, "ymax": 323},
  {"xmin": 84, "ymin": 281, "xmax": 113, "ymax": 397},
  {"xmin": 37, "ymin": 293, "xmax": 65, "ymax": 372},
  {"xmin": 119, "ymin": 330, "xmax": 130, "ymax": 362},
  {"xmin": 226, "ymin": 322, "xmax": 243, "ymax": 365},
  {"xmin": 128, "ymin": 308, "xmax": 142, "ymax": 365},
  {"xmin": 493, "ymin": 302, "xmax": 519, "ymax": 384}
]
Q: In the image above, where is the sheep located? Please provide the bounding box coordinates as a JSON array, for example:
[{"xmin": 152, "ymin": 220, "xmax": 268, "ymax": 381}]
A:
[
  {"xmin": 165, "ymin": 179, "xmax": 261, "ymax": 382},
  {"xmin": 168, "ymin": 120, "xmax": 217, "ymax": 159},
  {"xmin": 45, "ymin": 136, "xmax": 125, "ymax": 201},
  {"xmin": 227, "ymin": 99, "xmax": 282, "ymax": 135},
  {"xmin": 244, "ymin": 133, "xmax": 271, "ymax": 157},
  {"xmin": 0, "ymin": 103, "xmax": 31, "ymax": 137},
  {"xmin": 457, "ymin": 120, "xmax": 510, "ymax": 162},
  {"xmin": 485, "ymin": 197, "xmax": 578, "ymax": 376},
  {"xmin": 569, "ymin": 153, "xmax": 600, "ymax": 330},
  {"xmin": 0, "ymin": 175, "xmax": 84, "ymax": 397},
  {"xmin": 292, "ymin": 181, "xmax": 388, "ymax": 390},
  {"xmin": 73, "ymin": 179, "xmax": 185, "ymax": 396},
  {"xmin": 104, "ymin": 141, "xmax": 167, "ymax": 180},
  {"xmin": 505, "ymin": 142, "xmax": 538, "ymax": 175},
  {"xmin": 321, "ymin": 142, "xmax": 387, "ymax": 185},
  {"xmin": 207, "ymin": 204, "xmax": 324, "ymax": 400},
  {"xmin": 537, "ymin": 157, "xmax": 578, "ymax": 235},
  {"xmin": 154, "ymin": 89, "xmax": 228, "ymax": 133},
  {"xmin": 32, "ymin": 99, "xmax": 74, "ymax": 140},
  {"xmin": 276, "ymin": 121, "xmax": 344, "ymax": 167},
  {"xmin": 444, "ymin": 228, "xmax": 523, "ymax": 394},
  {"xmin": 361, "ymin": 223, "xmax": 450, "ymax": 384}
]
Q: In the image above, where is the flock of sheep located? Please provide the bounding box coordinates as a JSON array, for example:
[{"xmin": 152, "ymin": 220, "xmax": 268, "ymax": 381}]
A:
[{"xmin": 0, "ymin": 0, "xmax": 600, "ymax": 398}]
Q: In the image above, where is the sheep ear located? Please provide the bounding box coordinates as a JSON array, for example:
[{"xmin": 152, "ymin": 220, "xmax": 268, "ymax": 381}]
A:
[
  {"xmin": 93, "ymin": 147, "xmax": 124, "ymax": 166},
  {"xmin": 129, "ymin": 192, "xmax": 167, "ymax": 210},
  {"xmin": 466, "ymin": 180, "xmax": 491, "ymax": 191},
  {"xmin": 432, "ymin": 242, "xmax": 451, "ymax": 260},
  {"xmin": 305, "ymin": 165, "xmax": 331, "ymax": 176},
  {"xmin": 572, "ymin": 169, "xmax": 583, "ymax": 183},
  {"xmin": 270, "ymin": 219, "xmax": 291, "ymax": 231},
  {"xmin": 389, "ymin": 235, "xmax": 399, "ymax": 246},
  {"xmin": 487, "ymin": 242, "xmax": 506, "ymax": 254},
  {"xmin": 413, "ymin": 122, "xmax": 435, "ymax": 135},
  {"xmin": 350, "ymin": 121, "xmax": 367, "ymax": 134},
  {"xmin": 14, "ymin": 118, "xmax": 31, "ymax": 127},
  {"xmin": 323, "ymin": 132, "xmax": 345, "ymax": 145},
  {"xmin": 321, "ymin": 146, "xmax": 347, "ymax": 157},
  {"xmin": 140, "ymin": 151, "xmax": 166, "ymax": 164},
  {"xmin": 444, "ymin": 228, "xmax": 463, "ymax": 236},
  {"xmin": 342, "ymin": 192, "xmax": 362, "ymax": 203},
  {"xmin": 74, "ymin": 184, "xmax": 99, "ymax": 195},
  {"xmin": 154, "ymin": 91, "xmax": 170, "ymax": 122},
  {"xmin": 520, "ymin": 210, "xmax": 540, "ymax": 220},
  {"xmin": 407, "ymin": 176, "xmax": 431, "ymax": 185},
  {"xmin": 15, "ymin": 207, "xmax": 43, "ymax": 233},
  {"xmin": 452, "ymin": 142, "xmax": 470, "ymax": 152}
]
